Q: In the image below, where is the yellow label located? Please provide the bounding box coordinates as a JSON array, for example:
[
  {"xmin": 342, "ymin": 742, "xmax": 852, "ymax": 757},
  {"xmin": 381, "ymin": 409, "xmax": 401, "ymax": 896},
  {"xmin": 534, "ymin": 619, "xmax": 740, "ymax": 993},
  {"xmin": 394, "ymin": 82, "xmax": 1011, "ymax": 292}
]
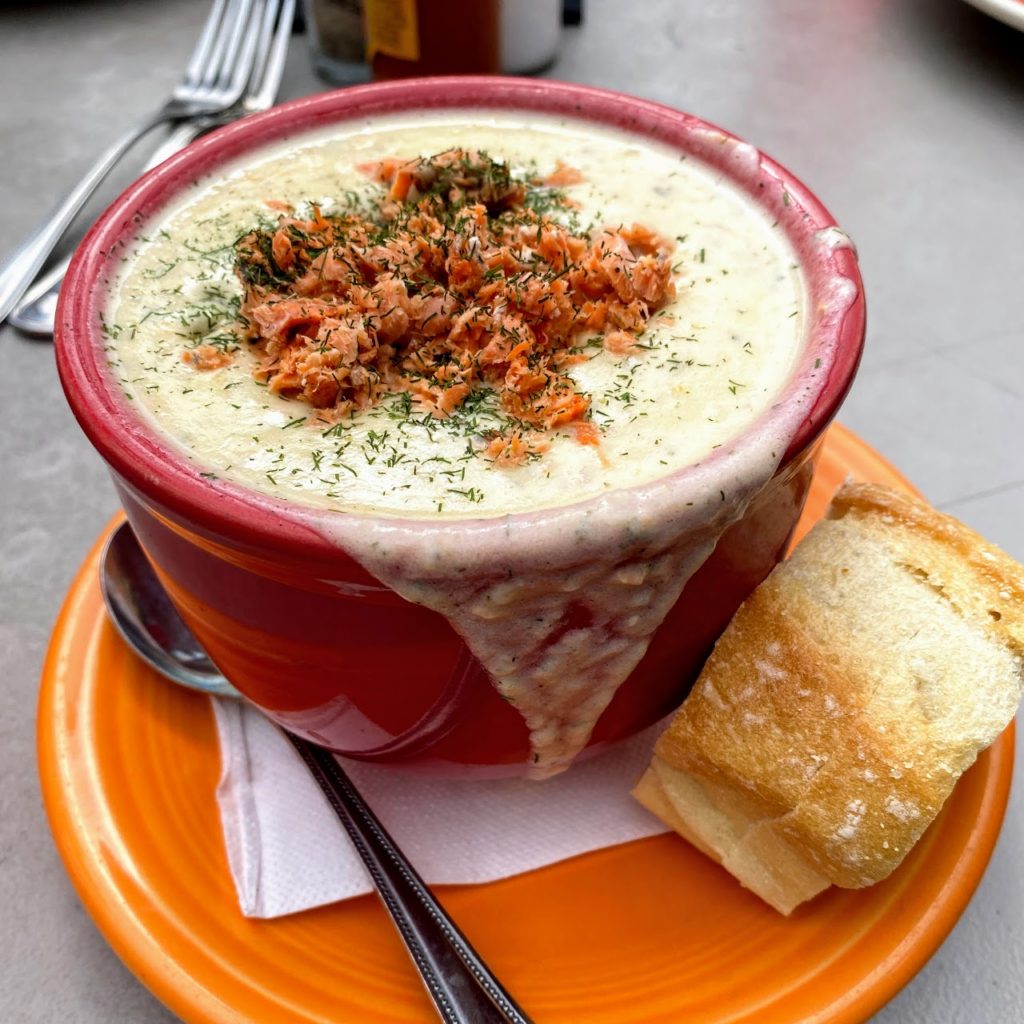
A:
[{"xmin": 364, "ymin": 0, "xmax": 420, "ymax": 62}]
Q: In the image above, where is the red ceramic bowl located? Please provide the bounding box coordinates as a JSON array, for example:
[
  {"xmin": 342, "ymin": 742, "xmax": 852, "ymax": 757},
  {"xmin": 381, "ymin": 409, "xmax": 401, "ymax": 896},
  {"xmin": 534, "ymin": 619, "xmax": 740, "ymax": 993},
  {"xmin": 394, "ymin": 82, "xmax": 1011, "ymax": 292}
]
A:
[{"xmin": 56, "ymin": 79, "xmax": 864, "ymax": 775}]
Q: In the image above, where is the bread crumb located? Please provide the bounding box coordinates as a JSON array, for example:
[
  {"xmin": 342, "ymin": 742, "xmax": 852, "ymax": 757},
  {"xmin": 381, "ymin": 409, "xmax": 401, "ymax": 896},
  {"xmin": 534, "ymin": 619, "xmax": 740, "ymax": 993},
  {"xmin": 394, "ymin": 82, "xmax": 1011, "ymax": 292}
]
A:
[
  {"xmin": 835, "ymin": 799, "xmax": 866, "ymax": 841},
  {"xmin": 754, "ymin": 659, "xmax": 786, "ymax": 682},
  {"xmin": 884, "ymin": 796, "xmax": 921, "ymax": 822},
  {"xmin": 701, "ymin": 681, "xmax": 726, "ymax": 709}
]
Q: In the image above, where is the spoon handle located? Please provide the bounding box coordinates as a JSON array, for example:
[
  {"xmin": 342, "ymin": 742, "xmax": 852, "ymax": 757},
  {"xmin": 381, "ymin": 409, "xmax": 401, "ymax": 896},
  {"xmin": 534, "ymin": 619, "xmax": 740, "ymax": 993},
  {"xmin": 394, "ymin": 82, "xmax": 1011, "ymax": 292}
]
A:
[{"xmin": 284, "ymin": 732, "xmax": 534, "ymax": 1024}]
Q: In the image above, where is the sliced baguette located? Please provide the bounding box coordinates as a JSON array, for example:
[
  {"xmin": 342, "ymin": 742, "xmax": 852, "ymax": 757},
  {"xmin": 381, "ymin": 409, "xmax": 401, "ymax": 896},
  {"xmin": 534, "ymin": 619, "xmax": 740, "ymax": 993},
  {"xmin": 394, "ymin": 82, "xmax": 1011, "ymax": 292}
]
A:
[{"xmin": 633, "ymin": 481, "xmax": 1024, "ymax": 914}]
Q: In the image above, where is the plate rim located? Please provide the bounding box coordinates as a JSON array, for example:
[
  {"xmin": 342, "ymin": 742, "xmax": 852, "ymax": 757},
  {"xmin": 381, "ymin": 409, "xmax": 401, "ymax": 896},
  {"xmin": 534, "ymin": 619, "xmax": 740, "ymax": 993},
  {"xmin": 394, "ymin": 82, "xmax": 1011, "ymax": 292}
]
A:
[{"xmin": 37, "ymin": 422, "xmax": 1017, "ymax": 1024}]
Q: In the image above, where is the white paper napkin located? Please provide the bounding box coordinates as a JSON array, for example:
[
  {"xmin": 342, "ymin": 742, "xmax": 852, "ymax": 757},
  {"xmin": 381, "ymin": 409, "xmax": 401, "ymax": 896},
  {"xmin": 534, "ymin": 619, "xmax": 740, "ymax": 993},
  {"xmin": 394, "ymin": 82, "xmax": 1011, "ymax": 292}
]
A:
[{"xmin": 212, "ymin": 697, "xmax": 669, "ymax": 919}]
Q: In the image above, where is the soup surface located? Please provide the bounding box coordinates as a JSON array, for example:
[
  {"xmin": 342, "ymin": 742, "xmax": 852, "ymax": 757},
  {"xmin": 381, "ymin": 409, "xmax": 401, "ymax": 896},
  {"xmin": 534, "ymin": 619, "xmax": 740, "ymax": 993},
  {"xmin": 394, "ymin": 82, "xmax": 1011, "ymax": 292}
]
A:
[{"xmin": 106, "ymin": 113, "xmax": 805, "ymax": 518}]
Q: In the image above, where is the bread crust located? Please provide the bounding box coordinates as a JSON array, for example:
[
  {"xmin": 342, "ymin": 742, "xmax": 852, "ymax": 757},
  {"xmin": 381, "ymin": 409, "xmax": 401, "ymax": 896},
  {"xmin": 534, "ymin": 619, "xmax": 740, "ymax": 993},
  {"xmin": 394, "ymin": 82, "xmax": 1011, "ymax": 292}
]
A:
[{"xmin": 638, "ymin": 481, "xmax": 1024, "ymax": 911}]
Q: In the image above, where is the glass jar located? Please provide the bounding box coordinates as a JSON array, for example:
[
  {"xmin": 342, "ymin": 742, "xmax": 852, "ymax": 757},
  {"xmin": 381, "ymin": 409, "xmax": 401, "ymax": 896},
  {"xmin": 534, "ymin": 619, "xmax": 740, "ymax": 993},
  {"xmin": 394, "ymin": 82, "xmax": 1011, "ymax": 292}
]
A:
[{"xmin": 305, "ymin": 0, "xmax": 371, "ymax": 85}]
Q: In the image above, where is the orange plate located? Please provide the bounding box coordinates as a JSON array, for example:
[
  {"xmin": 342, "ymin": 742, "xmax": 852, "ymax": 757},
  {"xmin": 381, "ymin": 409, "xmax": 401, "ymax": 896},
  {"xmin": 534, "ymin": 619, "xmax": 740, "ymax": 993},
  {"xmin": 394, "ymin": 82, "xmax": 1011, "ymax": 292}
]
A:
[{"xmin": 38, "ymin": 423, "xmax": 1015, "ymax": 1024}]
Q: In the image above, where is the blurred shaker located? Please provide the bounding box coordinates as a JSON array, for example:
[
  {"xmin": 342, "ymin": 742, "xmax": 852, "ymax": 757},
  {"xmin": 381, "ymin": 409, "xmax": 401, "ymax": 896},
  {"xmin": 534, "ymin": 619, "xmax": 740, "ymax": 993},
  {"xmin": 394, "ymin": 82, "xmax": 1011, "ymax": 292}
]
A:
[
  {"xmin": 502, "ymin": 0, "xmax": 562, "ymax": 74},
  {"xmin": 305, "ymin": 0, "xmax": 371, "ymax": 84}
]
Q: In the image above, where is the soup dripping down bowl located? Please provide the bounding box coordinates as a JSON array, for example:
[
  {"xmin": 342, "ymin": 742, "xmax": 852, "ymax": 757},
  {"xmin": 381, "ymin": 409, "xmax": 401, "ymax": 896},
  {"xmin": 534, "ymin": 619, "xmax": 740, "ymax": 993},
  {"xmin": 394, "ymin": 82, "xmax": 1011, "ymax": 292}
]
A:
[{"xmin": 55, "ymin": 78, "xmax": 864, "ymax": 778}]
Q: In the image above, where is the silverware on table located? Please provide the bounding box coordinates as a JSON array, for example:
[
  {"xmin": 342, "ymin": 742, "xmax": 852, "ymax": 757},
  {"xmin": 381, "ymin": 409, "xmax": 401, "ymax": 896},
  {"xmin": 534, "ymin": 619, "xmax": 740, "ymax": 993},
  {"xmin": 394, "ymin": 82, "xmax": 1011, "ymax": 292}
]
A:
[
  {"xmin": 7, "ymin": 0, "xmax": 294, "ymax": 339},
  {"xmin": 100, "ymin": 520, "xmax": 534, "ymax": 1024},
  {"xmin": 0, "ymin": 0, "xmax": 276, "ymax": 326},
  {"xmin": 100, "ymin": 522, "xmax": 241, "ymax": 698}
]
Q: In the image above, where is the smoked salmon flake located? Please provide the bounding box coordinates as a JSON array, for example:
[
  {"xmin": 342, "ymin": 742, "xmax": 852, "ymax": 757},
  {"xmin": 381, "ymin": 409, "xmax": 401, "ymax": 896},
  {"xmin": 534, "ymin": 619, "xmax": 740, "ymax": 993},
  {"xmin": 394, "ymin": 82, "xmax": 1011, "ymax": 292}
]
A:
[{"xmin": 226, "ymin": 149, "xmax": 678, "ymax": 459}]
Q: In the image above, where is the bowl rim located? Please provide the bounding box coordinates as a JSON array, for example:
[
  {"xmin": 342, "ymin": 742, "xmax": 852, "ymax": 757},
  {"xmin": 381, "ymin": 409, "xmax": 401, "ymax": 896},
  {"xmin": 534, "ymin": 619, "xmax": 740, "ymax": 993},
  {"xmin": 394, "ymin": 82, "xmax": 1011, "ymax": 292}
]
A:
[{"xmin": 55, "ymin": 77, "xmax": 865, "ymax": 562}]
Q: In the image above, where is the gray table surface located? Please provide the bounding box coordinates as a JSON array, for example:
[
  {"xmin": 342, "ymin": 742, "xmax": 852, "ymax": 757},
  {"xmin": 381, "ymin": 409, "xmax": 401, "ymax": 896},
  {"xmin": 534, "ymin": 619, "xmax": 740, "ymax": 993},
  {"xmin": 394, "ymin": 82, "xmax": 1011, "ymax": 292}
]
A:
[{"xmin": 2, "ymin": 1, "xmax": 1022, "ymax": 1020}]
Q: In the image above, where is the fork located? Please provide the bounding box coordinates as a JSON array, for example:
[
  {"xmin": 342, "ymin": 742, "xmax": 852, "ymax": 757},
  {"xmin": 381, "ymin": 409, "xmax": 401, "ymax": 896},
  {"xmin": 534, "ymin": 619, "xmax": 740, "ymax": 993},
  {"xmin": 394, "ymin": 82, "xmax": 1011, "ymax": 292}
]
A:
[
  {"xmin": 0, "ymin": 0, "xmax": 267, "ymax": 325},
  {"xmin": 7, "ymin": 0, "xmax": 293, "ymax": 339}
]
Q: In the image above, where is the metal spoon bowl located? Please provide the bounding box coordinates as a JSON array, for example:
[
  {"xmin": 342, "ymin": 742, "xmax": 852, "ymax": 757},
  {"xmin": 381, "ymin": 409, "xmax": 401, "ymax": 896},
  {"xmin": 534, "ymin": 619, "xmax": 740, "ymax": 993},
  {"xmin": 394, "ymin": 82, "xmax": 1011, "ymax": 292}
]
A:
[
  {"xmin": 100, "ymin": 522, "xmax": 240, "ymax": 697},
  {"xmin": 99, "ymin": 519, "xmax": 532, "ymax": 1024}
]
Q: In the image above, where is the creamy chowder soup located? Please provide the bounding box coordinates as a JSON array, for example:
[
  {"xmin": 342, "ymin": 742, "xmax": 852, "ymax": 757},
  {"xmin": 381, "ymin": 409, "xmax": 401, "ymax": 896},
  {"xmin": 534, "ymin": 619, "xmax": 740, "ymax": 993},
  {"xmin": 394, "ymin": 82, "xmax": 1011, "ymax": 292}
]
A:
[
  {"xmin": 105, "ymin": 112, "xmax": 823, "ymax": 778},
  {"xmin": 107, "ymin": 113, "xmax": 804, "ymax": 518}
]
